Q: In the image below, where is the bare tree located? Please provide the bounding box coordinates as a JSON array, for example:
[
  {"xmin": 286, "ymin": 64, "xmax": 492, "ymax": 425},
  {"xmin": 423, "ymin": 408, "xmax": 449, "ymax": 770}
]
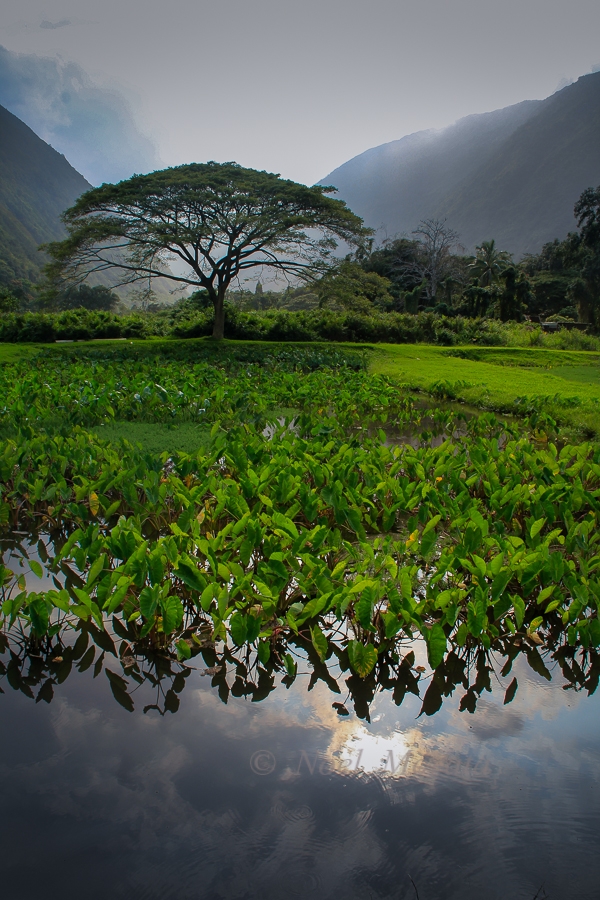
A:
[{"xmin": 410, "ymin": 219, "xmax": 461, "ymax": 302}]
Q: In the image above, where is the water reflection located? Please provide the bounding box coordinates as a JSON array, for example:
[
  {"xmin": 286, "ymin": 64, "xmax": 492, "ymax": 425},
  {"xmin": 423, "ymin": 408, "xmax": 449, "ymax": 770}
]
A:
[
  {"xmin": 2, "ymin": 532, "xmax": 600, "ymax": 898},
  {"xmin": 3, "ymin": 608, "xmax": 599, "ymax": 722},
  {"xmin": 0, "ymin": 640, "xmax": 598, "ymax": 899}
]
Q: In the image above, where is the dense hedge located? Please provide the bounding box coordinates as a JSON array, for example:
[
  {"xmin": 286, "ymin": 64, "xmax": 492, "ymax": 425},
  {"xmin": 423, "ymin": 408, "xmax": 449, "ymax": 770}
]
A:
[
  {"xmin": 171, "ymin": 307, "xmax": 491, "ymax": 345},
  {"xmin": 1, "ymin": 305, "xmax": 598, "ymax": 349},
  {"xmin": 0, "ymin": 309, "xmax": 162, "ymax": 342},
  {"xmin": 173, "ymin": 307, "xmax": 600, "ymax": 347}
]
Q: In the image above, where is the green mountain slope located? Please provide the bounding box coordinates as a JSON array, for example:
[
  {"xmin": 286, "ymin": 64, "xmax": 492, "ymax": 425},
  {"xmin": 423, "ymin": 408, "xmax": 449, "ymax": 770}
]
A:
[
  {"xmin": 0, "ymin": 103, "xmax": 91, "ymax": 285},
  {"xmin": 321, "ymin": 72, "xmax": 600, "ymax": 257}
]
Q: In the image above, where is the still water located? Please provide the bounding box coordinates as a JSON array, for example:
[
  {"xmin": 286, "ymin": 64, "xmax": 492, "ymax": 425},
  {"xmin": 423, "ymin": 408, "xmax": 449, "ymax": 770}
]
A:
[{"xmin": 1, "ymin": 633, "xmax": 599, "ymax": 900}]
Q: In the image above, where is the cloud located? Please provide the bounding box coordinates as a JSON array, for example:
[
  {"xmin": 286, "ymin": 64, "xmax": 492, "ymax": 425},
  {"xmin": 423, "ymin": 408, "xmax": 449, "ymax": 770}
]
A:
[
  {"xmin": 40, "ymin": 20, "xmax": 71, "ymax": 30},
  {"xmin": 0, "ymin": 44, "xmax": 161, "ymax": 185},
  {"xmin": 555, "ymin": 75, "xmax": 575, "ymax": 91}
]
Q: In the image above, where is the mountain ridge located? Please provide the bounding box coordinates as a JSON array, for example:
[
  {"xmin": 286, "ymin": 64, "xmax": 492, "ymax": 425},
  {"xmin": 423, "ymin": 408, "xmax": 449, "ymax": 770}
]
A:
[
  {"xmin": 0, "ymin": 102, "xmax": 92, "ymax": 285},
  {"xmin": 321, "ymin": 72, "xmax": 600, "ymax": 257}
]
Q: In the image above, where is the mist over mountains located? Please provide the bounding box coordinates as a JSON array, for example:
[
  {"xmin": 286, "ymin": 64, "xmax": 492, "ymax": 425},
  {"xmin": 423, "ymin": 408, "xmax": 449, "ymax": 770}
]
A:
[
  {"xmin": 321, "ymin": 72, "xmax": 600, "ymax": 258},
  {"xmin": 0, "ymin": 44, "xmax": 161, "ymax": 186},
  {"xmin": 1, "ymin": 65, "xmax": 598, "ymax": 291}
]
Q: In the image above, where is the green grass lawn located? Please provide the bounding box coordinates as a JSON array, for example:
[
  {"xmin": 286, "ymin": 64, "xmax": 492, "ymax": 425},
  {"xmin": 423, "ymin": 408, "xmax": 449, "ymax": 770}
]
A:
[
  {"xmin": 92, "ymin": 410, "xmax": 296, "ymax": 456},
  {"xmin": 370, "ymin": 344, "xmax": 600, "ymax": 394},
  {"xmin": 370, "ymin": 344, "xmax": 600, "ymax": 436},
  {"xmin": 92, "ymin": 421, "xmax": 212, "ymax": 456}
]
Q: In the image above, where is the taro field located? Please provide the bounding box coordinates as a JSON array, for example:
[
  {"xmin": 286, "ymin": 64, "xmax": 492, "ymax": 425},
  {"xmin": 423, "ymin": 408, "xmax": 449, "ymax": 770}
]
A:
[{"xmin": 1, "ymin": 339, "xmax": 599, "ymax": 714}]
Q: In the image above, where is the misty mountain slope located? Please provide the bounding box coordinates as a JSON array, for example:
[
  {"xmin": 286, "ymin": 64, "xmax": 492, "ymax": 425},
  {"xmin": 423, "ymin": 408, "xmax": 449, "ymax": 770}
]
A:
[
  {"xmin": 437, "ymin": 72, "xmax": 600, "ymax": 255},
  {"xmin": 321, "ymin": 72, "xmax": 600, "ymax": 256},
  {"xmin": 0, "ymin": 103, "xmax": 91, "ymax": 284},
  {"xmin": 320, "ymin": 98, "xmax": 541, "ymax": 239}
]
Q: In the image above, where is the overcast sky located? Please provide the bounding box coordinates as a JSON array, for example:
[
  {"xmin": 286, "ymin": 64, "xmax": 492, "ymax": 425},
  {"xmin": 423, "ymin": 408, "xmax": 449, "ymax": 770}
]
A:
[{"xmin": 0, "ymin": 0, "xmax": 599, "ymax": 185}]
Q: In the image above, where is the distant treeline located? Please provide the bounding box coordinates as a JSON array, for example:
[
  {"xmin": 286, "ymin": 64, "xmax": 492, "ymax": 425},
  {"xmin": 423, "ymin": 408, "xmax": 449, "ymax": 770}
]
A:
[{"xmin": 228, "ymin": 187, "xmax": 600, "ymax": 327}]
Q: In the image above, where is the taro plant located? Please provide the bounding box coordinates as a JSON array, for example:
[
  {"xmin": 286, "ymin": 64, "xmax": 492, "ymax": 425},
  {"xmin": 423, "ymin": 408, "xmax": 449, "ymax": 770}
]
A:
[{"xmin": 2, "ymin": 342, "xmax": 600, "ymax": 705}]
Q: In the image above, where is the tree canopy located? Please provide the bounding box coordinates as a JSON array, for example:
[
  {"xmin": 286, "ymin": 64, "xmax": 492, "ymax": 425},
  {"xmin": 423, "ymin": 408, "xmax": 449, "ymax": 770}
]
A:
[
  {"xmin": 469, "ymin": 239, "xmax": 512, "ymax": 287},
  {"xmin": 316, "ymin": 260, "xmax": 393, "ymax": 313},
  {"xmin": 575, "ymin": 186, "xmax": 600, "ymax": 252},
  {"xmin": 43, "ymin": 161, "xmax": 371, "ymax": 338}
]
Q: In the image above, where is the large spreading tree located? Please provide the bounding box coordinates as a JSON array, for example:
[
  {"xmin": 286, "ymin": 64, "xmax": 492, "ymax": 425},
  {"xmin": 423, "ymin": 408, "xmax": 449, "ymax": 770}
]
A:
[{"xmin": 43, "ymin": 161, "xmax": 371, "ymax": 339}]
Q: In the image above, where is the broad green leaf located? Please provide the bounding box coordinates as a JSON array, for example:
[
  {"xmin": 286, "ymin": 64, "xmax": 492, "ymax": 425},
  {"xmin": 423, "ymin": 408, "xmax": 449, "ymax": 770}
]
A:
[
  {"xmin": 104, "ymin": 581, "xmax": 130, "ymax": 615},
  {"xmin": 472, "ymin": 555, "xmax": 487, "ymax": 582},
  {"xmin": 160, "ymin": 595, "xmax": 183, "ymax": 634},
  {"xmin": 589, "ymin": 617, "xmax": 600, "ymax": 647},
  {"xmin": 349, "ymin": 578, "xmax": 373, "ymax": 595},
  {"xmin": 176, "ymin": 559, "xmax": 206, "ymax": 594},
  {"xmin": 399, "ymin": 569, "xmax": 412, "ymax": 602},
  {"xmin": 29, "ymin": 560, "xmax": 43, "ymax": 579},
  {"xmin": 296, "ymin": 592, "xmax": 332, "ymax": 624},
  {"xmin": 530, "ymin": 518, "xmax": 546, "ymax": 540},
  {"xmin": 310, "ymin": 624, "xmax": 328, "ymax": 662},
  {"xmin": 512, "ymin": 594, "xmax": 525, "ymax": 629},
  {"xmin": 382, "ymin": 610, "xmax": 402, "ymax": 639},
  {"xmin": 467, "ymin": 602, "xmax": 485, "ymax": 637},
  {"xmin": 420, "ymin": 528, "xmax": 437, "ymax": 558},
  {"xmin": 104, "ymin": 500, "xmax": 121, "ymax": 518},
  {"xmin": 345, "ymin": 507, "xmax": 363, "ymax": 535},
  {"xmin": 239, "ymin": 539, "xmax": 253, "ymax": 567},
  {"xmin": 27, "ymin": 595, "xmax": 49, "ymax": 636},
  {"xmin": 148, "ymin": 553, "xmax": 165, "ymax": 586},
  {"xmin": 87, "ymin": 554, "xmax": 107, "ymax": 587},
  {"xmin": 537, "ymin": 585, "xmax": 555, "ymax": 605},
  {"xmin": 426, "ymin": 622, "xmax": 447, "ymax": 670},
  {"xmin": 469, "ymin": 508, "xmax": 488, "ymax": 536},
  {"xmin": 455, "ymin": 622, "xmax": 468, "ymax": 646},
  {"xmin": 176, "ymin": 639, "xmax": 191, "ymax": 660},
  {"xmin": 347, "ymin": 640, "xmax": 377, "ymax": 678},
  {"xmin": 257, "ymin": 639, "xmax": 271, "ymax": 665},
  {"xmin": 246, "ymin": 614, "xmax": 261, "ymax": 644},
  {"xmin": 201, "ymin": 584, "xmax": 216, "ymax": 612},
  {"xmin": 284, "ymin": 653, "xmax": 297, "ymax": 678},
  {"xmin": 422, "ymin": 514, "xmax": 442, "ymax": 536},
  {"xmin": 356, "ymin": 592, "xmax": 375, "ymax": 631},
  {"xmin": 139, "ymin": 616, "xmax": 155, "ymax": 639},
  {"xmin": 139, "ymin": 585, "xmax": 159, "ymax": 619},
  {"xmin": 49, "ymin": 589, "xmax": 70, "ymax": 613},
  {"xmin": 73, "ymin": 587, "xmax": 93, "ymax": 610},
  {"xmin": 230, "ymin": 612, "xmax": 248, "ymax": 645},
  {"xmin": 489, "ymin": 553, "xmax": 504, "ymax": 576},
  {"xmin": 491, "ymin": 569, "xmax": 511, "ymax": 602}
]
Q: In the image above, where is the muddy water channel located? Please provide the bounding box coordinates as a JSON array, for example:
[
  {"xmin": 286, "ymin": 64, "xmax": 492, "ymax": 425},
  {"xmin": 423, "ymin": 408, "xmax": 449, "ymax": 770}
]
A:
[{"xmin": 1, "ymin": 536, "xmax": 599, "ymax": 900}]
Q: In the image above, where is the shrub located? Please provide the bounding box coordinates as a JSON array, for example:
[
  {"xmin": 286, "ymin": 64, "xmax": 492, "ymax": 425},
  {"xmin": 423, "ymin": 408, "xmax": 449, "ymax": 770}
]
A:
[
  {"xmin": 3, "ymin": 306, "xmax": 600, "ymax": 350},
  {"xmin": 0, "ymin": 308, "xmax": 162, "ymax": 343}
]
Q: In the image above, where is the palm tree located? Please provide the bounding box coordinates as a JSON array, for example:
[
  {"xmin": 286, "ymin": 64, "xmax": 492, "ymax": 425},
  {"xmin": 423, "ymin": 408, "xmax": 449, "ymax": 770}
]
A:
[{"xmin": 469, "ymin": 239, "xmax": 512, "ymax": 287}]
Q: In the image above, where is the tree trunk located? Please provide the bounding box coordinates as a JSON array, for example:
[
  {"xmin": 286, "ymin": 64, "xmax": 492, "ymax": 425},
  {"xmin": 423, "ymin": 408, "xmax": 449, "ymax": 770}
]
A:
[{"xmin": 212, "ymin": 286, "xmax": 226, "ymax": 340}]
